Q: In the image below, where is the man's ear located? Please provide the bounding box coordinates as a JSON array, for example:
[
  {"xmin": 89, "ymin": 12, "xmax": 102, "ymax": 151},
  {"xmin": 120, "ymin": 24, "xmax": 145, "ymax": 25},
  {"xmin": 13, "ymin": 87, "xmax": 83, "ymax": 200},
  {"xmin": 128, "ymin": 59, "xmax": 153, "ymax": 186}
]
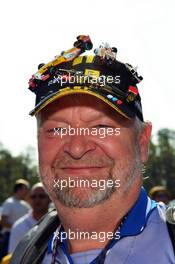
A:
[{"xmin": 139, "ymin": 122, "xmax": 152, "ymax": 163}]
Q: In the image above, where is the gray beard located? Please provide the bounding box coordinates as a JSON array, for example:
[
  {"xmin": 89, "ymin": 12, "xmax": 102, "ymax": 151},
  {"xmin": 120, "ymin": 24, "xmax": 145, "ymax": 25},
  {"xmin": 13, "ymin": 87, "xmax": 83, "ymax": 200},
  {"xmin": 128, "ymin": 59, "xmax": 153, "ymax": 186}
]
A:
[
  {"xmin": 48, "ymin": 144, "xmax": 142, "ymax": 208},
  {"xmin": 52, "ymin": 172, "xmax": 116, "ymax": 208}
]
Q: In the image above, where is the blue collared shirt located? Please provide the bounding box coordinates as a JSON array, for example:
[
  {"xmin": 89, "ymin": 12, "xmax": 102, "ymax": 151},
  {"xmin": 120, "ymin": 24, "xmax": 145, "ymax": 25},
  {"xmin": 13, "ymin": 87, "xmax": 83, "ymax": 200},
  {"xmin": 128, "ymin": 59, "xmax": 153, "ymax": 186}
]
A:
[{"xmin": 42, "ymin": 188, "xmax": 175, "ymax": 264}]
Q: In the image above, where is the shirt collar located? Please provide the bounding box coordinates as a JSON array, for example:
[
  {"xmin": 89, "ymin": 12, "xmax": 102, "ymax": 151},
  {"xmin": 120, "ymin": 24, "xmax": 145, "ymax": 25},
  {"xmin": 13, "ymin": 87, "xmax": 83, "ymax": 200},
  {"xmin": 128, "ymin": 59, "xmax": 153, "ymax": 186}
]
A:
[
  {"xmin": 48, "ymin": 187, "xmax": 157, "ymax": 254},
  {"xmin": 120, "ymin": 187, "xmax": 157, "ymax": 237}
]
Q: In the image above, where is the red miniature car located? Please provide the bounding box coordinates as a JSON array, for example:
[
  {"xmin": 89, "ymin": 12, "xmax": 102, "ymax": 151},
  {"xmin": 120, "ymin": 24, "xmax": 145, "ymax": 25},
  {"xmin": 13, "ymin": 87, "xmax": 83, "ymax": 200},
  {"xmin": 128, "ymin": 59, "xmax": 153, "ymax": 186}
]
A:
[{"xmin": 74, "ymin": 35, "xmax": 93, "ymax": 51}]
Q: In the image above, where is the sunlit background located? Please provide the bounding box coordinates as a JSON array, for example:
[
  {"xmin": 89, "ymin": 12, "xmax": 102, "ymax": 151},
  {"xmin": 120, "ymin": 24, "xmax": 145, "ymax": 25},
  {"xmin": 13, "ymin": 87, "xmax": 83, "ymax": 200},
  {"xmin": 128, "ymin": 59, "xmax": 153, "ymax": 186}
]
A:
[{"xmin": 0, "ymin": 0, "xmax": 174, "ymax": 157}]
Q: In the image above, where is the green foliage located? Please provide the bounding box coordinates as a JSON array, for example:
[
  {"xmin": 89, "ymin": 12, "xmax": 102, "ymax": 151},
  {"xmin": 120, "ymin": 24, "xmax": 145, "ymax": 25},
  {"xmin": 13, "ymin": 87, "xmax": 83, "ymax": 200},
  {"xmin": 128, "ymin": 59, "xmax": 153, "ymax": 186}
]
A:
[
  {"xmin": 144, "ymin": 129, "xmax": 175, "ymax": 197},
  {"xmin": 0, "ymin": 144, "xmax": 39, "ymax": 204}
]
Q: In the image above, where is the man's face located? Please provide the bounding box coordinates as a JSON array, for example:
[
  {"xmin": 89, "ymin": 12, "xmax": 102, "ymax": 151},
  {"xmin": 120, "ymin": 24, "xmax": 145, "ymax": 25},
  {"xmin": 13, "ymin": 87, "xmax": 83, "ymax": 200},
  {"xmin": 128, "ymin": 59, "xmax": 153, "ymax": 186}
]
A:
[
  {"xmin": 154, "ymin": 192, "xmax": 169, "ymax": 204},
  {"xmin": 20, "ymin": 185, "xmax": 29, "ymax": 200},
  {"xmin": 37, "ymin": 94, "xmax": 151, "ymax": 208},
  {"xmin": 30, "ymin": 186, "xmax": 50, "ymax": 213}
]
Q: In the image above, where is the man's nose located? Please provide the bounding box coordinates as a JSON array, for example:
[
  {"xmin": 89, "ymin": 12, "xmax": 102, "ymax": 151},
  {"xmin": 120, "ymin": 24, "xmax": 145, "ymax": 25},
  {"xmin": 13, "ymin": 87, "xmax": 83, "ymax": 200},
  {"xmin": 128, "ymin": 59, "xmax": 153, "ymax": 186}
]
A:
[{"xmin": 63, "ymin": 134, "xmax": 96, "ymax": 159}]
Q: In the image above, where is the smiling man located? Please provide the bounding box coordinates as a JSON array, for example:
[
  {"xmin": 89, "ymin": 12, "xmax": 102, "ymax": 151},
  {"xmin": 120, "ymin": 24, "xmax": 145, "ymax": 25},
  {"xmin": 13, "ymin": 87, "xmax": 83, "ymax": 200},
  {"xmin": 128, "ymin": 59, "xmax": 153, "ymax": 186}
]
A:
[
  {"xmin": 38, "ymin": 94, "xmax": 143, "ymax": 210},
  {"xmin": 10, "ymin": 36, "xmax": 175, "ymax": 264}
]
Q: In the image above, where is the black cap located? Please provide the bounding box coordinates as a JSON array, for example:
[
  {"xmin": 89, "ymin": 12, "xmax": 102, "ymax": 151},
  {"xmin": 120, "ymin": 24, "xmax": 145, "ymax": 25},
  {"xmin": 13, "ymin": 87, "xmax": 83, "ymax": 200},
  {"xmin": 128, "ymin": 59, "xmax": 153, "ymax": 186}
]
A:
[{"xmin": 28, "ymin": 35, "xmax": 143, "ymax": 121}]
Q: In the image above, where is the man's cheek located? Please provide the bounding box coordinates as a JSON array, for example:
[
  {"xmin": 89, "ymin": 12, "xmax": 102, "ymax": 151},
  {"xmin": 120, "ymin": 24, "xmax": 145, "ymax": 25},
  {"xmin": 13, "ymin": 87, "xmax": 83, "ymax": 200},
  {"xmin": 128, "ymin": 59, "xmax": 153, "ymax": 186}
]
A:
[
  {"xmin": 38, "ymin": 141, "xmax": 57, "ymax": 164},
  {"xmin": 38, "ymin": 137, "xmax": 53, "ymax": 151},
  {"xmin": 39, "ymin": 167, "xmax": 55, "ymax": 195}
]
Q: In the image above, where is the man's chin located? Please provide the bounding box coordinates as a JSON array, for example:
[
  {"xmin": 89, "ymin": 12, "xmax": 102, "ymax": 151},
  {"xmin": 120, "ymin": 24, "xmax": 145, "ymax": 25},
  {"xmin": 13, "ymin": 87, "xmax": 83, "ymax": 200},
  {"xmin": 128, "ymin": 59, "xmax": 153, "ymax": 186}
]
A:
[{"xmin": 52, "ymin": 186, "xmax": 115, "ymax": 208}]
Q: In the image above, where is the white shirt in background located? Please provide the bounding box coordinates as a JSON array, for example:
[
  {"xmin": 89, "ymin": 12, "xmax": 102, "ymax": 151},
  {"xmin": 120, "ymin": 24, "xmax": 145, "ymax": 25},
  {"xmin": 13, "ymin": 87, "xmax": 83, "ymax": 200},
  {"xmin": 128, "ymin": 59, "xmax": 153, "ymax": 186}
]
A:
[
  {"xmin": 1, "ymin": 196, "xmax": 31, "ymax": 230},
  {"xmin": 9, "ymin": 211, "xmax": 37, "ymax": 253}
]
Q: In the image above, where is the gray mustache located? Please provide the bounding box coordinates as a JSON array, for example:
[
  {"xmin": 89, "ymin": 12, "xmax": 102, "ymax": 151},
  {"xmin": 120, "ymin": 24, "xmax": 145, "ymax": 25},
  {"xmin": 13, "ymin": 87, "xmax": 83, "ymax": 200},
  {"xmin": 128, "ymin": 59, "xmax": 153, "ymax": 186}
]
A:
[{"xmin": 52, "ymin": 156, "xmax": 114, "ymax": 169}]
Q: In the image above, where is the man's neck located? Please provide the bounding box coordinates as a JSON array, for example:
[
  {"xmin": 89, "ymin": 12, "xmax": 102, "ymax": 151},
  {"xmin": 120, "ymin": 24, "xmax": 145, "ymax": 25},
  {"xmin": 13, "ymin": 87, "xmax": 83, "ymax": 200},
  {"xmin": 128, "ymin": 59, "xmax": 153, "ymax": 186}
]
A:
[
  {"xmin": 54, "ymin": 185, "xmax": 140, "ymax": 253},
  {"xmin": 14, "ymin": 194, "xmax": 21, "ymax": 200},
  {"xmin": 32, "ymin": 210, "xmax": 48, "ymax": 221}
]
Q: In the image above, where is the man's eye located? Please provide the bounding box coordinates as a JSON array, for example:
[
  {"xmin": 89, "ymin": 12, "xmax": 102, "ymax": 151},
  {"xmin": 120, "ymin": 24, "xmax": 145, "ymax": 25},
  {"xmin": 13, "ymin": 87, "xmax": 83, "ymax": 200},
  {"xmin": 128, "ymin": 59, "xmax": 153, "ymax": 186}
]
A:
[
  {"xmin": 46, "ymin": 127, "xmax": 65, "ymax": 136},
  {"xmin": 47, "ymin": 128, "xmax": 61, "ymax": 133}
]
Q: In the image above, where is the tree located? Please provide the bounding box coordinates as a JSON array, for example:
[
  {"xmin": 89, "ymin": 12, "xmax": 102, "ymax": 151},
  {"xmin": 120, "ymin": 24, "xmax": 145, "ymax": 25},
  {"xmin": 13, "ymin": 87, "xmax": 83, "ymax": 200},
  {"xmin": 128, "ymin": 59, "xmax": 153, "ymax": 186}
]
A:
[
  {"xmin": 0, "ymin": 144, "xmax": 39, "ymax": 204},
  {"xmin": 144, "ymin": 129, "xmax": 175, "ymax": 197}
]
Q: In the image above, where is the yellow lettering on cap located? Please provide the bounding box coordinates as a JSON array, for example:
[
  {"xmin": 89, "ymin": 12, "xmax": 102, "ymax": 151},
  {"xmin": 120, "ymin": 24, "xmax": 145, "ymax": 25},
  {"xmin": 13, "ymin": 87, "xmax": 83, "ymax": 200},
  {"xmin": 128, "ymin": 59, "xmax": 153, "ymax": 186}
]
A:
[
  {"xmin": 84, "ymin": 69, "xmax": 100, "ymax": 78},
  {"xmin": 72, "ymin": 56, "xmax": 83, "ymax": 66}
]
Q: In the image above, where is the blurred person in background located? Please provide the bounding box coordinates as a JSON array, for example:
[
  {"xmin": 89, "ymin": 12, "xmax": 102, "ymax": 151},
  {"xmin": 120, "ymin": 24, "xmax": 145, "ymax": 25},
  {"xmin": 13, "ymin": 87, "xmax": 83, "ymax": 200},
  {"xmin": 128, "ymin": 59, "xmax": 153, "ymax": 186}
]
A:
[
  {"xmin": 0, "ymin": 179, "xmax": 30, "ymax": 260},
  {"xmin": 149, "ymin": 186, "xmax": 170, "ymax": 205},
  {"xmin": 8, "ymin": 182, "xmax": 50, "ymax": 253}
]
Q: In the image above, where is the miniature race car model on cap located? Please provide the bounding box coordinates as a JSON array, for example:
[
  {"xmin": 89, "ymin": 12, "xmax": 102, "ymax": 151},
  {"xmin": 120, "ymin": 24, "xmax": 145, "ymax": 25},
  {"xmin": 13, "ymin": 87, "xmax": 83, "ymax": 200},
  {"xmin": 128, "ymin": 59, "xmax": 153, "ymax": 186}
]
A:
[{"xmin": 28, "ymin": 35, "xmax": 144, "ymax": 121}]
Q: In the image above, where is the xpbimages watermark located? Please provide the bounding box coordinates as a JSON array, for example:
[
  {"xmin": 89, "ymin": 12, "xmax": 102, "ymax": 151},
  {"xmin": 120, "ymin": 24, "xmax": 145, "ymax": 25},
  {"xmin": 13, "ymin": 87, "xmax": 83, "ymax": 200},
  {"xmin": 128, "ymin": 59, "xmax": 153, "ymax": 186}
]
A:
[
  {"xmin": 53, "ymin": 178, "xmax": 121, "ymax": 191},
  {"xmin": 57, "ymin": 229, "xmax": 121, "ymax": 243},
  {"xmin": 48, "ymin": 72, "xmax": 121, "ymax": 87},
  {"xmin": 53, "ymin": 126, "xmax": 121, "ymax": 138}
]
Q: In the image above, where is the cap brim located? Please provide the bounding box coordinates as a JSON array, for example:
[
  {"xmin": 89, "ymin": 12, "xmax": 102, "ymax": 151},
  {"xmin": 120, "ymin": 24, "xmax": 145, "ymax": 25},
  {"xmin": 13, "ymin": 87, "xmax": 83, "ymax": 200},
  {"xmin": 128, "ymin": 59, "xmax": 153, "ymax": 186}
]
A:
[{"xmin": 29, "ymin": 86, "xmax": 131, "ymax": 119}]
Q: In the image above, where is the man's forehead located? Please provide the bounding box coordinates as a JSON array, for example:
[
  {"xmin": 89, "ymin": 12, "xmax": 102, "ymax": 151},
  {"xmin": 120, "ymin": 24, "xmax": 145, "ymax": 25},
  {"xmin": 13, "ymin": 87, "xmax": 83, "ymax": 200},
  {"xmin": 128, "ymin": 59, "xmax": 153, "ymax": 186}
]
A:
[
  {"xmin": 31, "ymin": 186, "xmax": 45, "ymax": 194},
  {"xmin": 38, "ymin": 94, "xmax": 130, "ymax": 123}
]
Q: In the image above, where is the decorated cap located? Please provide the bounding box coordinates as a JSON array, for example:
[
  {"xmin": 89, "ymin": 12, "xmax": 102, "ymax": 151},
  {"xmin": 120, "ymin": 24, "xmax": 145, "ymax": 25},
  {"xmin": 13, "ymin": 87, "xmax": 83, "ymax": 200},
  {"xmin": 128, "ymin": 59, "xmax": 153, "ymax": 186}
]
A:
[{"xmin": 28, "ymin": 35, "xmax": 144, "ymax": 121}]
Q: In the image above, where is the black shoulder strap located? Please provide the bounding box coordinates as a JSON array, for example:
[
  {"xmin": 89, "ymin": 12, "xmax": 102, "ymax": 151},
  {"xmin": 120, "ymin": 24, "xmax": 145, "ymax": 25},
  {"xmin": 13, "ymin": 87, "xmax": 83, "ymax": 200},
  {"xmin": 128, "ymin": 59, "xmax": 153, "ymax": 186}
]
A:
[
  {"xmin": 167, "ymin": 222, "xmax": 175, "ymax": 258},
  {"xmin": 10, "ymin": 209, "xmax": 60, "ymax": 264}
]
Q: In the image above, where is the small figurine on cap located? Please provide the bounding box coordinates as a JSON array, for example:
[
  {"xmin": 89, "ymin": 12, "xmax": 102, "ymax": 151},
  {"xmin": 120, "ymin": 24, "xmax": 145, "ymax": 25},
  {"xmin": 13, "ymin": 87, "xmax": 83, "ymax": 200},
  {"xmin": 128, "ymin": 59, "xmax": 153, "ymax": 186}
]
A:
[
  {"xmin": 94, "ymin": 43, "xmax": 117, "ymax": 65},
  {"xmin": 125, "ymin": 64, "xmax": 143, "ymax": 84}
]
